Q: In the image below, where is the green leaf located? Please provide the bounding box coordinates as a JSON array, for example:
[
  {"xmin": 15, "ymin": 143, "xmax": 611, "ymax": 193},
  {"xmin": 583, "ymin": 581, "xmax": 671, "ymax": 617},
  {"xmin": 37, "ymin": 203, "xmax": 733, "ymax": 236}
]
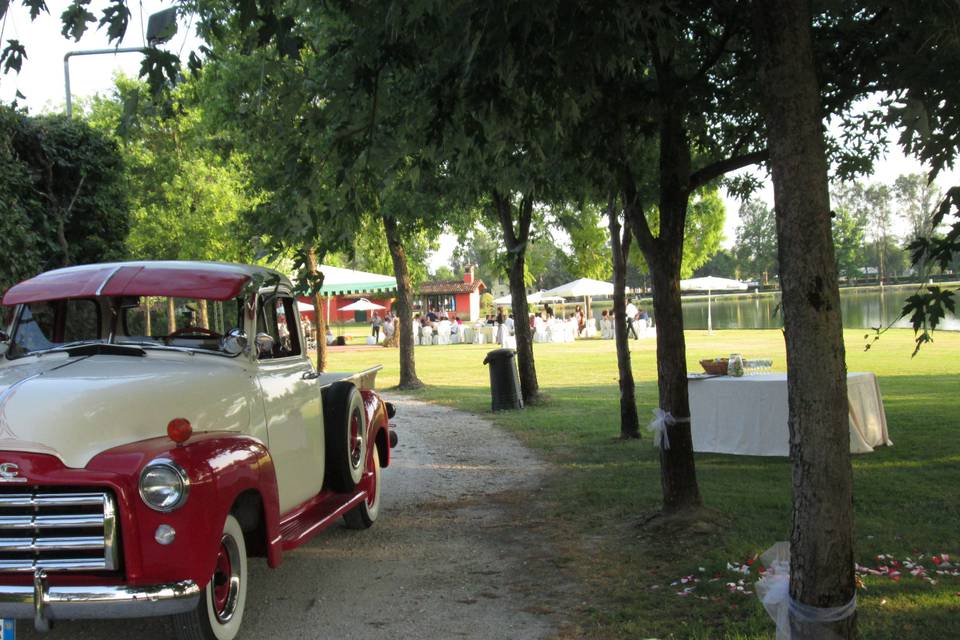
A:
[
  {"xmin": 60, "ymin": 0, "xmax": 96, "ymax": 42},
  {"xmin": 98, "ymin": 1, "xmax": 130, "ymax": 45},
  {"xmin": 1, "ymin": 39, "xmax": 26, "ymax": 73}
]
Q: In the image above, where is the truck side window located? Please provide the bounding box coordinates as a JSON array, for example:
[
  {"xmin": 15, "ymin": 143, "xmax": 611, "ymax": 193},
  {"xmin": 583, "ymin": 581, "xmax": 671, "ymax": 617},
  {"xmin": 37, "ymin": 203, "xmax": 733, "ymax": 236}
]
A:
[{"xmin": 257, "ymin": 296, "xmax": 301, "ymax": 359}]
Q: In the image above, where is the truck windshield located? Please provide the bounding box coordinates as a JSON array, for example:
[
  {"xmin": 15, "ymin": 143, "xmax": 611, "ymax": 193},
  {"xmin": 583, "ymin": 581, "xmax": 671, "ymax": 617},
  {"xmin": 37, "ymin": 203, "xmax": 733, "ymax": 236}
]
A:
[
  {"xmin": 9, "ymin": 299, "xmax": 101, "ymax": 357},
  {"xmin": 117, "ymin": 296, "xmax": 245, "ymax": 354},
  {"xmin": 8, "ymin": 296, "xmax": 246, "ymax": 357}
]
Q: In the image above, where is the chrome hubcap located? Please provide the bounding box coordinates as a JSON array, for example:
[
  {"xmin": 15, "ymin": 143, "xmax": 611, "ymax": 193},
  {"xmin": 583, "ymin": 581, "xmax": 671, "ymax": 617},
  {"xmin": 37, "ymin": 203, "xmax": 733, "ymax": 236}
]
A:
[{"xmin": 212, "ymin": 534, "xmax": 241, "ymax": 624}]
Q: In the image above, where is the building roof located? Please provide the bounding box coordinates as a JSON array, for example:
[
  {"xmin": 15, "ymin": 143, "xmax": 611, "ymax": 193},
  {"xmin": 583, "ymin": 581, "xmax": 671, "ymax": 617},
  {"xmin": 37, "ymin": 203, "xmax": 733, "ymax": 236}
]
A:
[
  {"xmin": 418, "ymin": 279, "xmax": 486, "ymax": 295},
  {"xmin": 3, "ymin": 261, "xmax": 289, "ymax": 305},
  {"xmin": 317, "ymin": 265, "xmax": 397, "ymax": 295}
]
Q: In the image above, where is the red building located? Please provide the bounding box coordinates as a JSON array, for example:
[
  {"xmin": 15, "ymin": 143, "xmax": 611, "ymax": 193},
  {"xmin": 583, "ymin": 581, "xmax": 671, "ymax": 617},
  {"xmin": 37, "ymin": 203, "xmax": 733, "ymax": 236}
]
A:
[{"xmin": 415, "ymin": 268, "xmax": 486, "ymax": 322}]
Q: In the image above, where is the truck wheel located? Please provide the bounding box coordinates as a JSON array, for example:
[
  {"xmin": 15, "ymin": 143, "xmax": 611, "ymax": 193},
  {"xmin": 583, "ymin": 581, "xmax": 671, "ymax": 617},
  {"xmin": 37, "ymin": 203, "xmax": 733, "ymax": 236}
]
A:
[
  {"xmin": 172, "ymin": 514, "xmax": 248, "ymax": 640},
  {"xmin": 344, "ymin": 442, "xmax": 382, "ymax": 529},
  {"xmin": 323, "ymin": 382, "xmax": 366, "ymax": 492}
]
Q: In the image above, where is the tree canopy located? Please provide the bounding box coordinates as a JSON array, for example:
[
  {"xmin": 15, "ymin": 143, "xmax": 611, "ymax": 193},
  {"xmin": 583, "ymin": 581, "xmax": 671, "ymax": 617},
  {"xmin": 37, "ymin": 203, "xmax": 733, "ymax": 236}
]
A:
[{"xmin": 0, "ymin": 105, "xmax": 128, "ymax": 291}]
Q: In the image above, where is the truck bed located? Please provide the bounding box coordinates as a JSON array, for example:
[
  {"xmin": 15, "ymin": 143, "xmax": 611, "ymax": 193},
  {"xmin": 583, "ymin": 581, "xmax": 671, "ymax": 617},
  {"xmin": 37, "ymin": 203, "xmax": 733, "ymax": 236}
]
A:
[{"xmin": 316, "ymin": 365, "xmax": 383, "ymax": 390}]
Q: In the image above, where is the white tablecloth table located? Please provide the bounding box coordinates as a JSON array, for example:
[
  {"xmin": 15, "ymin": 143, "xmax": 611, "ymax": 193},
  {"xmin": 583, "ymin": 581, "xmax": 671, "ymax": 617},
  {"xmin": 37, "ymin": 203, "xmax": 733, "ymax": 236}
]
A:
[{"xmin": 688, "ymin": 372, "xmax": 892, "ymax": 456}]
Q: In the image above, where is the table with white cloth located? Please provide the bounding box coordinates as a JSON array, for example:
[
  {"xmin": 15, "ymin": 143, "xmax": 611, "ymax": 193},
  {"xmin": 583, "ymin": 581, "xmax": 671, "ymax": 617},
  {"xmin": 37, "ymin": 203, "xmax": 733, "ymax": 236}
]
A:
[{"xmin": 688, "ymin": 372, "xmax": 892, "ymax": 456}]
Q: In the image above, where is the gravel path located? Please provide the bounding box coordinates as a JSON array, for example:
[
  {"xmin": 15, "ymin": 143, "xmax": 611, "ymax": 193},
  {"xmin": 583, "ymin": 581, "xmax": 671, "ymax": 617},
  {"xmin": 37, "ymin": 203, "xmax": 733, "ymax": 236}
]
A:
[{"xmin": 23, "ymin": 394, "xmax": 573, "ymax": 639}]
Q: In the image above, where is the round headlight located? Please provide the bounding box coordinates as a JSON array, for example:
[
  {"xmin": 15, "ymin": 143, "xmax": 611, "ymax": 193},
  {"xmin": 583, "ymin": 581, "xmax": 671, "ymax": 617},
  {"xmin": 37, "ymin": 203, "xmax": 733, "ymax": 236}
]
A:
[{"xmin": 139, "ymin": 461, "xmax": 189, "ymax": 512}]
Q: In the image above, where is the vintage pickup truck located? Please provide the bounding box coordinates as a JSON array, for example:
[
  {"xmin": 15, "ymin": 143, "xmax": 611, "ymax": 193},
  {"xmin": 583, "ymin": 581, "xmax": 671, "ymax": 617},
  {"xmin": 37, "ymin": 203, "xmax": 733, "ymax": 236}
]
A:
[{"xmin": 0, "ymin": 261, "xmax": 396, "ymax": 639}]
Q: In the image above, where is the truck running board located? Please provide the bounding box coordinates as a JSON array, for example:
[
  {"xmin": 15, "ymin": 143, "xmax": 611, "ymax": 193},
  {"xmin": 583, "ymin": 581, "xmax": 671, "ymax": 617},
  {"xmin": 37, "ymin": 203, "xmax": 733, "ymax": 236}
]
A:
[{"xmin": 277, "ymin": 490, "xmax": 368, "ymax": 551}]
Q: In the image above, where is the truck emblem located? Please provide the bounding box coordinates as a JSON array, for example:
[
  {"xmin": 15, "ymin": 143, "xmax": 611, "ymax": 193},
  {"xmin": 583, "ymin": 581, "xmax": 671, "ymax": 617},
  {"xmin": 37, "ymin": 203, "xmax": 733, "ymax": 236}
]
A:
[{"xmin": 0, "ymin": 463, "xmax": 26, "ymax": 483}]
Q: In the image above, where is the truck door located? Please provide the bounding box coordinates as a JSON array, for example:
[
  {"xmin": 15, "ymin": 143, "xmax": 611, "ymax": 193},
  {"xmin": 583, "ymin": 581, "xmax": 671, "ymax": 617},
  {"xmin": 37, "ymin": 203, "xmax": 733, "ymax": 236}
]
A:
[{"xmin": 255, "ymin": 295, "xmax": 325, "ymax": 513}]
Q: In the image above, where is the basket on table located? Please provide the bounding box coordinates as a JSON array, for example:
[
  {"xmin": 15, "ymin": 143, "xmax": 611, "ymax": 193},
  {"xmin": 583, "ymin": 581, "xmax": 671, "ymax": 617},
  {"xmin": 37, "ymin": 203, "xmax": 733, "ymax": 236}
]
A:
[{"xmin": 699, "ymin": 358, "xmax": 729, "ymax": 375}]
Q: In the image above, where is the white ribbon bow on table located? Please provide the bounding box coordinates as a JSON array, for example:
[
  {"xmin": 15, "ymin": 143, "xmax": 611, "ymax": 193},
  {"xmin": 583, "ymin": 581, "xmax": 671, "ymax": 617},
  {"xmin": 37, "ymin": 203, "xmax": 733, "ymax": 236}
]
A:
[{"xmin": 648, "ymin": 409, "xmax": 690, "ymax": 450}]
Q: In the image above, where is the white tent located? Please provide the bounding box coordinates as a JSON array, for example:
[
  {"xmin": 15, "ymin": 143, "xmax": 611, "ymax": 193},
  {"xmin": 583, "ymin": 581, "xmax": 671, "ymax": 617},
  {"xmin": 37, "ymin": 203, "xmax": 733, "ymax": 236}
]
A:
[
  {"xmin": 679, "ymin": 276, "xmax": 748, "ymax": 334},
  {"xmin": 493, "ymin": 291, "xmax": 566, "ymax": 305},
  {"xmin": 543, "ymin": 278, "xmax": 615, "ymax": 298},
  {"xmin": 338, "ymin": 298, "xmax": 386, "ymax": 312}
]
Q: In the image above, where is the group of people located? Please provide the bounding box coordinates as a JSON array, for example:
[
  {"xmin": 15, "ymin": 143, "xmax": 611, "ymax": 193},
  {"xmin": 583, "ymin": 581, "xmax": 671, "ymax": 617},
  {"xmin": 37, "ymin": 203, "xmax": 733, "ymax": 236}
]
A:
[
  {"xmin": 599, "ymin": 301, "xmax": 652, "ymax": 339},
  {"xmin": 357, "ymin": 300, "xmax": 653, "ymax": 348},
  {"xmin": 371, "ymin": 311, "xmax": 400, "ymax": 347}
]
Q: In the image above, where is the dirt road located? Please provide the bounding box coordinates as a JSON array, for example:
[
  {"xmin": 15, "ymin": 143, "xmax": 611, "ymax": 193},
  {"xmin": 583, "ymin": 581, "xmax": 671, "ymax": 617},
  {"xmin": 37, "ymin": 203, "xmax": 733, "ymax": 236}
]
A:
[{"xmin": 23, "ymin": 394, "xmax": 574, "ymax": 640}]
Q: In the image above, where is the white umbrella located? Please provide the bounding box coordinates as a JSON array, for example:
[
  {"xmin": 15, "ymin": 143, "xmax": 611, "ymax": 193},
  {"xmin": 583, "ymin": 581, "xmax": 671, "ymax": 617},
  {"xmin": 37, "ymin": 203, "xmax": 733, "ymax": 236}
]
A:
[
  {"xmin": 297, "ymin": 301, "xmax": 315, "ymax": 312},
  {"xmin": 493, "ymin": 291, "xmax": 566, "ymax": 305},
  {"xmin": 679, "ymin": 276, "xmax": 748, "ymax": 334},
  {"xmin": 543, "ymin": 278, "xmax": 615, "ymax": 320},
  {"xmin": 338, "ymin": 298, "xmax": 386, "ymax": 312},
  {"xmin": 543, "ymin": 278, "xmax": 615, "ymax": 298}
]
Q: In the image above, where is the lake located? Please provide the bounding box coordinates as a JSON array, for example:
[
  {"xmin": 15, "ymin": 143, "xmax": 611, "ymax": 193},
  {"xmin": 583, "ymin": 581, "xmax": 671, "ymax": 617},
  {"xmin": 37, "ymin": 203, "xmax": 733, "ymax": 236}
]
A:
[{"xmin": 673, "ymin": 284, "xmax": 960, "ymax": 331}]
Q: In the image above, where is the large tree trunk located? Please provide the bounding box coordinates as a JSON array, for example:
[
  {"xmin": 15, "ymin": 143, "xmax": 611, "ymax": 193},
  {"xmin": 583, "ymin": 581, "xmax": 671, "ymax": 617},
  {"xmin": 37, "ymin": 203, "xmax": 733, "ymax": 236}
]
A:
[
  {"xmin": 383, "ymin": 214, "xmax": 422, "ymax": 389},
  {"xmin": 493, "ymin": 191, "xmax": 540, "ymax": 404},
  {"xmin": 623, "ymin": 100, "xmax": 703, "ymax": 512},
  {"xmin": 756, "ymin": 3, "xmax": 856, "ymax": 638},
  {"xmin": 305, "ymin": 245, "xmax": 329, "ymax": 372},
  {"xmin": 607, "ymin": 198, "xmax": 640, "ymax": 439},
  {"xmin": 647, "ymin": 250, "xmax": 701, "ymax": 510}
]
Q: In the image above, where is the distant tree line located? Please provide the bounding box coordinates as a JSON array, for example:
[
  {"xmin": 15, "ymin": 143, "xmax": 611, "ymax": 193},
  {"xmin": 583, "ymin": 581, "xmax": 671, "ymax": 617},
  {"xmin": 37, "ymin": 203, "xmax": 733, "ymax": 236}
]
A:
[{"xmin": 694, "ymin": 174, "xmax": 956, "ymax": 284}]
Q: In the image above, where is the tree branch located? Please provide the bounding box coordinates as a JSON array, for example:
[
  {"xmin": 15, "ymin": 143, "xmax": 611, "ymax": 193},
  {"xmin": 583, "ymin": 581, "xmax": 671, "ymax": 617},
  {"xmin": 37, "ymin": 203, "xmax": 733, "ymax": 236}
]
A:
[
  {"xmin": 687, "ymin": 20, "xmax": 738, "ymax": 83},
  {"xmin": 689, "ymin": 149, "xmax": 769, "ymax": 190},
  {"xmin": 518, "ymin": 194, "xmax": 534, "ymax": 243},
  {"xmin": 620, "ymin": 165, "xmax": 656, "ymax": 256},
  {"xmin": 492, "ymin": 190, "xmax": 518, "ymax": 248}
]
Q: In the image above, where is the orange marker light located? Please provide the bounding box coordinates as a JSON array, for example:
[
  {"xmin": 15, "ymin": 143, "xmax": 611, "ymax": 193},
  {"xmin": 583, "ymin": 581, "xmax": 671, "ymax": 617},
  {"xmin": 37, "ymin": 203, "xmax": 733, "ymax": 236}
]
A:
[{"xmin": 167, "ymin": 418, "xmax": 193, "ymax": 444}]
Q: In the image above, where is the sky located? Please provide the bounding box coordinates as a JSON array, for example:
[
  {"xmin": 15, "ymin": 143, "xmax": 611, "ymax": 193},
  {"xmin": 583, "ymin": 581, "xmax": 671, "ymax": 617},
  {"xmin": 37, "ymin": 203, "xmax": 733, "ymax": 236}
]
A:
[{"xmin": 3, "ymin": 2, "xmax": 954, "ymax": 274}]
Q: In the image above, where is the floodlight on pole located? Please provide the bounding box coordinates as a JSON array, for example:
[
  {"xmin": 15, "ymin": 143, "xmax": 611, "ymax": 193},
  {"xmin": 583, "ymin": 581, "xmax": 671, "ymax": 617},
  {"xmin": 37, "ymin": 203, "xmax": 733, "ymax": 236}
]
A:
[{"xmin": 63, "ymin": 8, "xmax": 179, "ymax": 117}]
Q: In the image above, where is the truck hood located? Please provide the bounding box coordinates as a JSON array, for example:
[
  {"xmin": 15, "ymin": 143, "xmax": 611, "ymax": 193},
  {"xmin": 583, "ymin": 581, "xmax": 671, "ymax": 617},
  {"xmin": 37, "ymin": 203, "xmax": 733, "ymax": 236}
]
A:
[{"xmin": 0, "ymin": 353, "xmax": 254, "ymax": 468}]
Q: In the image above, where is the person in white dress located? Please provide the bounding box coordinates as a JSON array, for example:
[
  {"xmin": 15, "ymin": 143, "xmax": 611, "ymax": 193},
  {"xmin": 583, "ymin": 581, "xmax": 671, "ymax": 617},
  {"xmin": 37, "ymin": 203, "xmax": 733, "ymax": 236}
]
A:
[{"xmin": 625, "ymin": 300, "xmax": 639, "ymax": 339}]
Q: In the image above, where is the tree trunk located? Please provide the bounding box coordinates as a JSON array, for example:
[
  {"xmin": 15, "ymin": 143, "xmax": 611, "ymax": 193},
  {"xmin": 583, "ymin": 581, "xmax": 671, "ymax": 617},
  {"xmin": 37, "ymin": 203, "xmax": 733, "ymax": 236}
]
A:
[
  {"xmin": 383, "ymin": 214, "xmax": 422, "ymax": 389},
  {"xmin": 648, "ymin": 253, "xmax": 701, "ymax": 510},
  {"xmin": 143, "ymin": 298, "xmax": 152, "ymax": 337},
  {"xmin": 755, "ymin": 3, "xmax": 856, "ymax": 638},
  {"xmin": 623, "ymin": 99, "xmax": 703, "ymax": 512},
  {"xmin": 167, "ymin": 297, "xmax": 176, "ymax": 333},
  {"xmin": 493, "ymin": 191, "xmax": 540, "ymax": 404},
  {"xmin": 305, "ymin": 245, "xmax": 328, "ymax": 372},
  {"xmin": 607, "ymin": 198, "xmax": 640, "ymax": 439}
]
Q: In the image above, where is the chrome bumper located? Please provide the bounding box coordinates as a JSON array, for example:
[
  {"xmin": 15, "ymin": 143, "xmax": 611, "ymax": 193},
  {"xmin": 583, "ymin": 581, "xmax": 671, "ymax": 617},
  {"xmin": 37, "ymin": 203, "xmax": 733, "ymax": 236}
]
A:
[{"xmin": 0, "ymin": 571, "xmax": 200, "ymax": 631}]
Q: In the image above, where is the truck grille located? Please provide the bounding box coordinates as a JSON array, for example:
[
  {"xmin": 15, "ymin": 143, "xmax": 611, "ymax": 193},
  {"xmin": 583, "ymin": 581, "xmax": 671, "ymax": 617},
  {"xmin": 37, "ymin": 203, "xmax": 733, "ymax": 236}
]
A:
[{"xmin": 0, "ymin": 489, "xmax": 119, "ymax": 572}]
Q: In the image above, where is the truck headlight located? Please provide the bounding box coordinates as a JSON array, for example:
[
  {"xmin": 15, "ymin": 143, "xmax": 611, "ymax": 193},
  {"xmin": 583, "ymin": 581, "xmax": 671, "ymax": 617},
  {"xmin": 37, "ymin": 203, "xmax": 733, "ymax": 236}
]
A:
[{"xmin": 139, "ymin": 460, "xmax": 189, "ymax": 512}]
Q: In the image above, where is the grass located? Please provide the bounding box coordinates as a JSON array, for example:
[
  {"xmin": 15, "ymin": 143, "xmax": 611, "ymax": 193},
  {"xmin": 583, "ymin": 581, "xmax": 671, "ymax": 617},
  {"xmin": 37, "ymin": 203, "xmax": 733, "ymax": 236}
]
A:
[{"xmin": 324, "ymin": 328, "xmax": 960, "ymax": 639}]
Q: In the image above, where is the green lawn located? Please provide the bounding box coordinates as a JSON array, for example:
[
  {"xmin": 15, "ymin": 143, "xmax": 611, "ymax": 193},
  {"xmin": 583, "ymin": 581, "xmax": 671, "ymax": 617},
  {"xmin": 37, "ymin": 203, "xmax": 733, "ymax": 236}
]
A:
[{"xmin": 325, "ymin": 328, "xmax": 960, "ymax": 639}]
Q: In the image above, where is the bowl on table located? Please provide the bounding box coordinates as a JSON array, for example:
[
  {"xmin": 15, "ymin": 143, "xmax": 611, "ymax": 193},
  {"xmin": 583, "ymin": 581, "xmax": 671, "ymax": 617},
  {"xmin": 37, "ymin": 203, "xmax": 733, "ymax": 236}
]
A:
[{"xmin": 699, "ymin": 358, "xmax": 729, "ymax": 375}]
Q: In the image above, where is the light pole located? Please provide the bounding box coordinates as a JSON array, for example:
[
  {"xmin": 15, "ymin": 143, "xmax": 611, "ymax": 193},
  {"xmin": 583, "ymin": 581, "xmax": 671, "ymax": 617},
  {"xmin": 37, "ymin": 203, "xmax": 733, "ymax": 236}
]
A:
[{"xmin": 63, "ymin": 8, "xmax": 178, "ymax": 117}]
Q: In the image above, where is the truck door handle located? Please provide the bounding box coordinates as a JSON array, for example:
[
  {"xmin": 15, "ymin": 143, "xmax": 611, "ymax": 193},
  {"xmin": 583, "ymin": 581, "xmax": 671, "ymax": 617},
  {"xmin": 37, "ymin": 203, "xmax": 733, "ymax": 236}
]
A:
[{"xmin": 302, "ymin": 370, "xmax": 321, "ymax": 380}]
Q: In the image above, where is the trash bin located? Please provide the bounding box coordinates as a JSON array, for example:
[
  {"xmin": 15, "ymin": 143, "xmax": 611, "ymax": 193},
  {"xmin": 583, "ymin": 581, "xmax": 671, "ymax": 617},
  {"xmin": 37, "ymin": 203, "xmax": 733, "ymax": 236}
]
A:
[{"xmin": 483, "ymin": 348, "xmax": 523, "ymax": 411}]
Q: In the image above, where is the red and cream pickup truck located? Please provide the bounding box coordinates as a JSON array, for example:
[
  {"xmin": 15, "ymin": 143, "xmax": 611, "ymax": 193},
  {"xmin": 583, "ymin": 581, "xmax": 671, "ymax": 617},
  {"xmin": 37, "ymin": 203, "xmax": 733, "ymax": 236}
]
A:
[{"xmin": 0, "ymin": 261, "xmax": 396, "ymax": 639}]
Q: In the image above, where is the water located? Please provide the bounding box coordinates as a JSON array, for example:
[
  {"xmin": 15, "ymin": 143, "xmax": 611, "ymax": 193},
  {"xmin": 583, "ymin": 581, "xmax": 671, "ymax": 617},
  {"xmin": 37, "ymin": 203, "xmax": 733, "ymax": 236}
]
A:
[{"xmin": 675, "ymin": 284, "xmax": 960, "ymax": 331}]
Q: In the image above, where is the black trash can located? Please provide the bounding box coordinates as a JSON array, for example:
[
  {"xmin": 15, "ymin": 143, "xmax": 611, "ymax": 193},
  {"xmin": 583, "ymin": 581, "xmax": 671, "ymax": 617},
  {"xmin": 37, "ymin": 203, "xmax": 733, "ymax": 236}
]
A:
[{"xmin": 483, "ymin": 348, "xmax": 523, "ymax": 411}]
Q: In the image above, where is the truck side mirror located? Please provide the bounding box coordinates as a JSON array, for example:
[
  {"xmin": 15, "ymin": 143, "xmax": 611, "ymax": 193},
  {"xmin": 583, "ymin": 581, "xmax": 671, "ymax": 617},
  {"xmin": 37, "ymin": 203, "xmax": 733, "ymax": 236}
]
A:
[
  {"xmin": 221, "ymin": 328, "xmax": 247, "ymax": 356},
  {"xmin": 254, "ymin": 333, "xmax": 275, "ymax": 358}
]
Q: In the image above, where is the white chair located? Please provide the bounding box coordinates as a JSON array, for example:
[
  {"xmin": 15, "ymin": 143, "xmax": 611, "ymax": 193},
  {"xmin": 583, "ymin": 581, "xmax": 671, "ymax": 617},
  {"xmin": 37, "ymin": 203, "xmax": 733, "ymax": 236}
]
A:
[
  {"xmin": 533, "ymin": 317, "xmax": 548, "ymax": 343},
  {"xmin": 584, "ymin": 318, "xmax": 597, "ymax": 338},
  {"xmin": 420, "ymin": 325, "xmax": 434, "ymax": 345},
  {"xmin": 436, "ymin": 321, "xmax": 451, "ymax": 345}
]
